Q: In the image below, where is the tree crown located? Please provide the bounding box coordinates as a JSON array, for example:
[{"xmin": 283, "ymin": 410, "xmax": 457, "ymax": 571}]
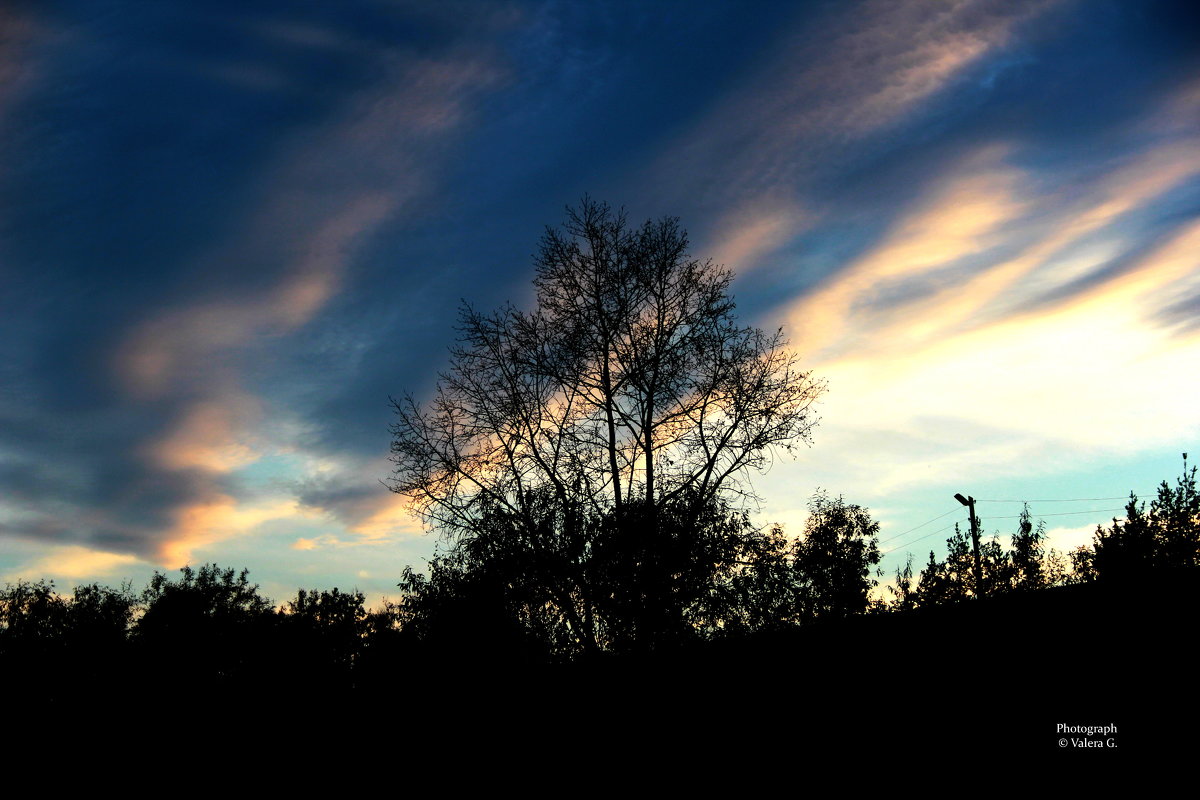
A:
[{"xmin": 389, "ymin": 198, "xmax": 825, "ymax": 536}]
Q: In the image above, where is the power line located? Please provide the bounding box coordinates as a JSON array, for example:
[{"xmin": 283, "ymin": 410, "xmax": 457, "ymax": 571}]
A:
[
  {"xmin": 878, "ymin": 507, "xmax": 961, "ymax": 546},
  {"xmin": 882, "ymin": 522, "xmax": 960, "ymax": 555},
  {"xmin": 880, "ymin": 508, "xmax": 1131, "ymax": 556},
  {"xmin": 878, "ymin": 491, "xmax": 1152, "ymax": 558},
  {"xmin": 982, "ymin": 508, "xmax": 1127, "ymax": 520},
  {"xmin": 975, "ymin": 493, "xmax": 1153, "ymax": 503}
]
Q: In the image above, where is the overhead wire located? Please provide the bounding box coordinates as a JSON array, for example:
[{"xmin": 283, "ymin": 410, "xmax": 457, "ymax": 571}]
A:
[
  {"xmin": 877, "ymin": 507, "xmax": 960, "ymax": 546},
  {"xmin": 983, "ymin": 507, "xmax": 1127, "ymax": 520},
  {"xmin": 974, "ymin": 493, "xmax": 1154, "ymax": 503},
  {"xmin": 878, "ymin": 495, "xmax": 1147, "ymax": 556},
  {"xmin": 882, "ymin": 522, "xmax": 960, "ymax": 555}
]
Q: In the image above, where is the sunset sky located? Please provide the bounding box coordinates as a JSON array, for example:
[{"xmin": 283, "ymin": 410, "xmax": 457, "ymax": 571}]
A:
[{"xmin": 2, "ymin": 0, "xmax": 1198, "ymax": 604}]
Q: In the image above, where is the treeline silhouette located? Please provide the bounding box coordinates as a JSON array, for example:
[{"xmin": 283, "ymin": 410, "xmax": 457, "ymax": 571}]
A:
[
  {"xmin": 1, "ymin": 569, "xmax": 402, "ymax": 717},
  {"xmin": 4, "ymin": 466, "xmax": 1196, "ymax": 730}
]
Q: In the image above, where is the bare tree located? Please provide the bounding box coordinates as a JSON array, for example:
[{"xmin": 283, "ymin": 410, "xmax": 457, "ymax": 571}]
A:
[{"xmin": 388, "ymin": 198, "xmax": 825, "ymax": 651}]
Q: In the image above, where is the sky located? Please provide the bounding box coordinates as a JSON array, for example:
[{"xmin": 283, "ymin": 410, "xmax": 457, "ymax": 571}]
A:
[{"xmin": 2, "ymin": 0, "xmax": 1198, "ymax": 605}]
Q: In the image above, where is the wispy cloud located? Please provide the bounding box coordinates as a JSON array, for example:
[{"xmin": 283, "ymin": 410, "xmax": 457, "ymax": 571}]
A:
[
  {"xmin": 116, "ymin": 193, "xmax": 397, "ymax": 399},
  {"xmin": 157, "ymin": 496, "xmax": 299, "ymax": 568},
  {"xmin": 119, "ymin": 47, "xmax": 503, "ymax": 563},
  {"xmin": 773, "ymin": 77, "xmax": 1200, "ymax": 496},
  {"xmin": 0, "ymin": 6, "xmax": 39, "ymax": 123},
  {"xmin": 294, "ymin": 454, "xmax": 426, "ymax": 544},
  {"xmin": 788, "ymin": 144, "xmax": 1028, "ymax": 361},
  {"xmin": 651, "ymin": 0, "xmax": 1061, "ymax": 275},
  {"xmin": 1, "ymin": 12, "xmax": 508, "ymax": 573},
  {"xmin": 700, "ymin": 198, "xmax": 808, "ymax": 275}
]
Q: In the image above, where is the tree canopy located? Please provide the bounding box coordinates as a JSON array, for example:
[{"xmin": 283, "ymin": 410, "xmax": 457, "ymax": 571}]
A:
[
  {"xmin": 389, "ymin": 199, "xmax": 826, "ymax": 653},
  {"xmin": 1088, "ymin": 462, "xmax": 1200, "ymax": 578}
]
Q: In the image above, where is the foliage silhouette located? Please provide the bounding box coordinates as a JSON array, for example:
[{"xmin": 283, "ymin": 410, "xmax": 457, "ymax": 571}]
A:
[
  {"xmin": 1, "ymin": 579, "xmax": 136, "ymax": 650},
  {"xmin": 888, "ymin": 554, "xmax": 918, "ymax": 612},
  {"xmin": 278, "ymin": 587, "xmax": 372, "ymax": 687},
  {"xmin": 1089, "ymin": 463, "xmax": 1200, "ymax": 578},
  {"xmin": 586, "ymin": 490, "xmax": 762, "ymax": 651},
  {"xmin": 389, "ymin": 198, "xmax": 825, "ymax": 653},
  {"xmin": 394, "ymin": 489, "xmax": 770, "ymax": 656},
  {"xmin": 135, "ymin": 564, "xmax": 277, "ymax": 693},
  {"xmin": 1, "ymin": 579, "xmax": 137, "ymax": 705},
  {"xmin": 394, "ymin": 488, "xmax": 886, "ymax": 654},
  {"xmin": 791, "ymin": 491, "xmax": 882, "ymax": 622}
]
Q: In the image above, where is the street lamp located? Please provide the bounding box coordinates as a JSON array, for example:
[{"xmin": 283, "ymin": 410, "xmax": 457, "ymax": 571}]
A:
[{"xmin": 954, "ymin": 492, "xmax": 984, "ymax": 597}]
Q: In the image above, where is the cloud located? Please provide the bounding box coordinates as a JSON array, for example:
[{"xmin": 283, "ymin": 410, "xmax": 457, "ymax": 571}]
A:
[
  {"xmin": 786, "ymin": 115, "xmax": 1200, "ymax": 358},
  {"xmin": 0, "ymin": 12, "xmax": 507, "ymax": 570},
  {"xmin": 639, "ymin": 0, "xmax": 1063, "ymax": 285},
  {"xmin": 702, "ymin": 198, "xmax": 807, "ymax": 275},
  {"xmin": 0, "ymin": 6, "xmax": 40, "ymax": 132},
  {"xmin": 773, "ymin": 117, "xmax": 1200, "ymax": 496},
  {"xmin": 3, "ymin": 545, "xmax": 142, "ymax": 584},
  {"xmin": 648, "ymin": 0, "xmax": 1058, "ymax": 206},
  {"xmin": 146, "ymin": 394, "xmax": 262, "ymax": 473},
  {"xmin": 116, "ymin": 193, "xmax": 397, "ymax": 399},
  {"xmin": 117, "ymin": 44, "xmax": 504, "ymax": 563},
  {"xmin": 157, "ymin": 496, "xmax": 299, "ymax": 569},
  {"xmin": 294, "ymin": 454, "xmax": 426, "ymax": 543},
  {"xmin": 787, "ymin": 144, "xmax": 1027, "ymax": 362},
  {"xmin": 115, "ymin": 43, "xmax": 506, "ymax": 404},
  {"xmin": 1042, "ymin": 524, "xmax": 1100, "ymax": 554},
  {"xmin": 1145, "ymin": 73, "xmax": 1200, "ymax": 136}
]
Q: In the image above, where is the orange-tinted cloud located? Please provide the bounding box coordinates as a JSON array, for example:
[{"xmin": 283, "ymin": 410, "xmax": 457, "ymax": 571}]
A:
[
  {"xmin": 787, "ymin": 145, "xmax": 1027, "ymax": 361},
  {"xmin": 148, "ymin": 394, "xmax": 261, "ymax": 473},
  {"xmin": 157, "ymin": 495, "xmax": 298, "ymax": 568},
  {"xmin": 764, "ymin": 75, "xmax": 1200, "ymax": 498},
  {"xmin": 704, "ymin": 199, "xmax": 807, "ymax": 274},
  {"xmin": 787, "ymin": 127, "xmax": 1200, "ymax": 366},
  {"xmin": 117, "ymin": 194, "xmax": 396, "ymax": 399},
  {"xmin": 102, "ymin": 50, "xmax": 504, "ymax": 568},
  {"xmin": 297, "ymin": 470, "xmax": 426, "ymax": 545},
  {"xmin": 3, "ymin": 545, "xmax": 142, "ymax": 583}
]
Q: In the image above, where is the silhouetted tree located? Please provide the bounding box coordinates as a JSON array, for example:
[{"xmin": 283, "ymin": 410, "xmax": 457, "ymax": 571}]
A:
[
  {"xmin": 703, "ymin": 523, "xmax": 795, "ymax": 634},
  {"xmin": 980, "ymin": 534, "xmax": 1014, "ymax": 595},
  {"xmin": 1151, "ymin": 463, "xmax": 1200, "ymax": 567},
  {"xmin": 909, "ymin": 503, "xmax": 1075, "ymax": 605},
  {"xmin": 1067, "ymin": 545, "xmax": 1097, "ymax": 584},
  {"xmin": 888, "ymin": 555, "xmax": 918, "ymax": 612},
  {"xmin": 1009, "ymin": 504, "xmax": 1044, "ymax": 590},
  {"xmin": 0, "ymin": 579, "xmax": 136, "ymax": 649},
  {"xmin": 1085, "ymin": 463, "xmax": 1200, "ymax": 579},
  {"xmin": 395, "ymin": 532, "xmax": 552, "ymax": 661},
  {"xmin": 915, "ymin": 526, "xmax": 976, "ymax": 604},
  {"xmin": 1001, "ymin": 504, "xmax": 1068, "ymax": 591},
  {"xmin": 389, "ymin": 199, "xmax": 825, "ymax": 653},
  {"xmin": 67, "ymin": 582, "xmax": 138, "ymax": 641},
  {"xmin": 586, "ymin": 490, "xmax": 760, "ymax": 651},
  {"xmin": 394, "ymin": 489, "xmax": 778, "ymax": 656},
  {"xmin": 135, "ymin": 564, "xmax": 276, "ymax": 692},
  {"xmin": 1, "ymin": 579, "xmax": 138, "ymax": 704},
  {"xmin": 1092, "ymin": 494, "xmax": 1156, "ymax": 578},
  {"xmin": 278, "ymin": 587, "xmax": 371, "ymax": 685},
  {"xmin": 0, "ymin": 580, "xmax": 66, "ymax": 646},
  {"xmin": 791, "ymin": 492, "xmax": 882, "ymax": 622}
]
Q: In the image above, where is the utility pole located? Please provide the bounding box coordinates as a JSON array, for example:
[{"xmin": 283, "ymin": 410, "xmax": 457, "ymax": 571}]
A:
[{"xmin": 954, "ymin": 493, "xmax": 984, "ymax": 597}]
